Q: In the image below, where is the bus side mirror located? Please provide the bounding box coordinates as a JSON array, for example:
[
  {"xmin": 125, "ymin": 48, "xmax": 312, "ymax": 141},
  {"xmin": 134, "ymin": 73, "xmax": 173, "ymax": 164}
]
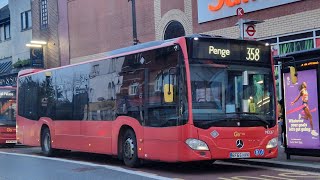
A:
[
  {"xmin": 290, "ymin": 66, "xmax": 297, "ymax": 84},
  {"xmin": 164, "ymin": 84, "xmax": 174, "ymax": 103}
]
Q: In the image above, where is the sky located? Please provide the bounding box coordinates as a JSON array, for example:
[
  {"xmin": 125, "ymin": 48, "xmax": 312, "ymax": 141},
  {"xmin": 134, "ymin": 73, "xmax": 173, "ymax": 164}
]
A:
[{"xmin": 0, "ymin": 0, "xmax": 8, "ymax": 9}]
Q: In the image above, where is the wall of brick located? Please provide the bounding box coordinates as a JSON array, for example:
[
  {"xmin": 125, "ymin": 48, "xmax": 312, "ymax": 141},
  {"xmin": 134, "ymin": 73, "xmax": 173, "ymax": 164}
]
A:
[
  {"xmin": 202, "ymin": 8, "xmax": 320, "ymax": 39},
  {"xmin": 68, "ymin": 0, "xmax": 155, "ymax": 63},
  {"xmin": 69, "ymin": 0, "xmax": 320, "ymax": 64},
  {"xmin": 32, "ymin": 0, "xmax": 60, "ymax": 68},
  {"xmin": 58, "ymin": 0, "xmax": 70, "ymax": 66},
  {"xmin": 155, "ymin": 0, "xmax": 193, "ymax": 40},
  {"xmin": 161, "ymin": 0, "xmax": 184, "ymax": 17},
  {"xmin": 191, "ymin": 0, "xmax": 320, "ymax": 39}
]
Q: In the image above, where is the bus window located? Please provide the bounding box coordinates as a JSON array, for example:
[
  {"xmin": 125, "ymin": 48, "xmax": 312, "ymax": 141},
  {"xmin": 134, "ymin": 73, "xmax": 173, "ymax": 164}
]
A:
[{"xmin": 145, "ymin": 46, "xmax": 179, "ymax": 127}]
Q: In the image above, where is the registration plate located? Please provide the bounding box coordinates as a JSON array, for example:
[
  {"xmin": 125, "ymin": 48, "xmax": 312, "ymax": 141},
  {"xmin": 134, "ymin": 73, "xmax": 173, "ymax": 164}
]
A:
[
  {"xmin": 230, "ymin": 152, "xmax": 250, "ymax": 158},
  {"xmin": 5, "ymin": 140, "xmax": 17, "ymax": 144}
]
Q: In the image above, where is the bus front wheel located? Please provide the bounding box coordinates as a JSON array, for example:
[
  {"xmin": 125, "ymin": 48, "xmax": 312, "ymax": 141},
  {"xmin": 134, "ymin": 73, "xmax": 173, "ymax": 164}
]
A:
[
  {"xmin": 122, "ymin": 129, "xmax": 140, "ymax": 167},
  {"xmin": 41, "ymin": 128, "xmax": 56, "ymax": 157}
]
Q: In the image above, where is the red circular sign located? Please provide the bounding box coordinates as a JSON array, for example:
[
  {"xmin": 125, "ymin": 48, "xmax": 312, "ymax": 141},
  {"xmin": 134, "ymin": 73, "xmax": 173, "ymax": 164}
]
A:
[
  {"xmin": 246, "ymin": 25, "xmax": 256, "ymax": 36},
  {"xmin": 236, "ymin": 8, "xmax": 244, "ymax": 17}
]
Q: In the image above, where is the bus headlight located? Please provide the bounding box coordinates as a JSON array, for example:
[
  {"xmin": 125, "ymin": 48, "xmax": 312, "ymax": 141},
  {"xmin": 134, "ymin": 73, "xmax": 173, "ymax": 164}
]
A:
[
  {"xmin": 185, "ymin": 138, "xmax": 209, "ymax": 151},
  {"xmin": 266, "ymin": 138, "xmax": 278, "ymax": 149}
]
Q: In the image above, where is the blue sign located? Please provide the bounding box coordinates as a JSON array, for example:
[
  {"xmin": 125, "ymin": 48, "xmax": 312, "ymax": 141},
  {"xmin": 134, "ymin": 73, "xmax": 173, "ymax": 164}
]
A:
[{"xmin": 254, "ymin": 149, "xmax": 264, "ymax": 156}]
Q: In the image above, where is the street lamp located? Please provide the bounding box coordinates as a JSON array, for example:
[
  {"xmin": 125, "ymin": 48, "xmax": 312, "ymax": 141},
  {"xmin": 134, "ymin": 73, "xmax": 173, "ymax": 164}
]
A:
[{"xmin": 26, "ymin": 40, "xmax": 47, "ymax": 48}]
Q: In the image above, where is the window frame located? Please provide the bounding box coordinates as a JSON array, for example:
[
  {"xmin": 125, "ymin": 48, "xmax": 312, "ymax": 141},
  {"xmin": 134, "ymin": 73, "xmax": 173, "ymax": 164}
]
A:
[
  {"xmin": 21, "ymin": 10, "xmax": 32, "ymax": 31},
  {"xmin": 40, "ymin": 0, "xmax": 48, "ymax": 29},
  {"xmin": 4, "ymin": 23, "xmax": 10, "ymax": 40}
]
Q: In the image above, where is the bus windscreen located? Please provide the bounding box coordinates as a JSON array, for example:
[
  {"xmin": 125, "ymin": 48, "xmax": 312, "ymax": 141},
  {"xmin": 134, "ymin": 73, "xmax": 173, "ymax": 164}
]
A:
[{"xmin": 0, "ymin": 89, "xmax": 16, "ymax": 126}]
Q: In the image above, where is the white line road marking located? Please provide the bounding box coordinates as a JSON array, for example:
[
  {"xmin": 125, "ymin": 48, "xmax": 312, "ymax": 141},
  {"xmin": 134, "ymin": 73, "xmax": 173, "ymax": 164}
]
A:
[
  {"xmin": 0, "ymin": 152, "xmax": 171, "ymax": 180},
  {"xmin": 216, "ymin": 161, "xmax": 320, "ymax": 176}
]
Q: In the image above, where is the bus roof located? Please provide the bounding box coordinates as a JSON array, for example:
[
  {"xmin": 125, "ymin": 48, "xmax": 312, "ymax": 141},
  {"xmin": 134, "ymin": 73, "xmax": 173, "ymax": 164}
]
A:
[
  {"xmin": 17, "ymin": 34, "xmax": 264, "ymax": 78},
  {"xmin": 18, "ymin": 37, "xmax": 180, "ymax": 78},
  {"xmin": 0, "ymin": 86, "xmax": 16, "ymax": 89},
  {"xmin": 18, "ymin": 68, "xmax": 43, "ymax": 77}
]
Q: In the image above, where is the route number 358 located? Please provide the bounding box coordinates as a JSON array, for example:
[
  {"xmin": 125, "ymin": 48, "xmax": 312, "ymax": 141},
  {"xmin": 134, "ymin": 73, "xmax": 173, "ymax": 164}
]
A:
[{"xmin": 246, "ymin": 48, "xmax": 260, "ymax": 61}]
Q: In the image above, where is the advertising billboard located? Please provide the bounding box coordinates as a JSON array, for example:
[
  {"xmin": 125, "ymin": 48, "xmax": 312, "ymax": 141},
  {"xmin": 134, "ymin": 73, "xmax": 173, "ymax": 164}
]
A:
[
  {"xmin": 284, "ymin": 69, "xmax": 319, "ymax": 149},
  {"xmin": 198, "ymin": 0, "xmax": 301, "ymax": 23}
]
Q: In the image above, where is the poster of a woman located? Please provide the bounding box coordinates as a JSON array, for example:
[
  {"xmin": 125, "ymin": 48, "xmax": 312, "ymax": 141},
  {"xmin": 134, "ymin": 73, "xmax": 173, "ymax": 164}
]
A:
[
  {"xmin": 291, "ymin": 82, "xmax": 318, "ymax": 136},
  {"xmin": 284, "ymin": 69, "xmax": 320, "ymax": 149}
]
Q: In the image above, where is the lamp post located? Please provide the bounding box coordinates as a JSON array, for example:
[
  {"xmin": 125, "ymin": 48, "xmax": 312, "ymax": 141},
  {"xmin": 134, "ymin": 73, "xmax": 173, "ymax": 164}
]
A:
[{"xmin": 128, "ymin": 0, "xmax": 139, "ymax": 45}]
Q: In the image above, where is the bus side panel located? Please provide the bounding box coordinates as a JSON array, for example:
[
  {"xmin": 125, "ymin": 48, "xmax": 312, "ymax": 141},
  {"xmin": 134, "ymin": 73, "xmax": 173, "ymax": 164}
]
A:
[
  {"xmin": 80, "ymin": 121, "xmax": 112, "ymax": 154},
  {"xmin": 142, "ymin": 126, "xmax": 182, "ymax": 161},
  {"xmin": 111, "ymin": 116, "xmax": 144, "ymax": 157},
  {"xmin": 53, "ymin": 120, "xmax": 81, "ymax": 151},
  {"xmin": 16, "ymin": 116, "xmax": 40, "ymax": 146}
]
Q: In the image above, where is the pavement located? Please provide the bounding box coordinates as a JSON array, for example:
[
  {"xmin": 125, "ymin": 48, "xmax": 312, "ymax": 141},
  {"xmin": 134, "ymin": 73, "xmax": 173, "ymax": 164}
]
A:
[{"xmin": 235, "ymin": 143, "xmax": 320, "ymax": 172}]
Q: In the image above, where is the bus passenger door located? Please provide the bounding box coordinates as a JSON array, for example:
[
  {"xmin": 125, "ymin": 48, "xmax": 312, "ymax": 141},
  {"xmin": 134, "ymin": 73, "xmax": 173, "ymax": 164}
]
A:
[{"xmin": 142, "ymin": 50, "xmax": 181, "ymax": 161}]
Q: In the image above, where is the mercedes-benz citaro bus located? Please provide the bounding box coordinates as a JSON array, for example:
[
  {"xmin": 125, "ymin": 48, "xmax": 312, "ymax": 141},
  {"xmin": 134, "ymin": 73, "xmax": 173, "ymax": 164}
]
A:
[
  {"xmin": 0, "ymin": 86, "xmax": 17, "ymax": 148},
  {"xmin": 16, "ymin": 35, "xmax": 278, "ymax": 167}
]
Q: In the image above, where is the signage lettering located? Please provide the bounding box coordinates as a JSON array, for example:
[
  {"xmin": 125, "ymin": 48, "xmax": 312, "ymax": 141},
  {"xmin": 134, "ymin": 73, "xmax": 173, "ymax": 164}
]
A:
[
  {"xmin": 199, "ymin": 0, "xmax": 301, "ymax": 23},
  {"xmin": 0, "ymin": 92, "xmax": 14, "ymax": 97},
  {"xmin": 246, "ymin": 48, "xmax": 260, "ymax": 61},
  {"xmin": 209, "ymin": 0, "xmax": 253, "ymax": 12},
  {"xmin": 209, "ymin": 46, "xmax": 230, "ymax": 58},
  {"xmin": 0, "ymin": 76, "xmax": 17, "ymax": 86},
  {"xmin": 234, "ymin": 131, "xmax": 245, "ymax": 137}
]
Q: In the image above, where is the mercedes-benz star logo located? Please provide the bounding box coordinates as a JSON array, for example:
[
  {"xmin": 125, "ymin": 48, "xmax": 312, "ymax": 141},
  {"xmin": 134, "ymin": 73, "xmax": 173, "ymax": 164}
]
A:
[{"xmin": 236, "ymin": 139, "xmax": 244, "ymax": 149}]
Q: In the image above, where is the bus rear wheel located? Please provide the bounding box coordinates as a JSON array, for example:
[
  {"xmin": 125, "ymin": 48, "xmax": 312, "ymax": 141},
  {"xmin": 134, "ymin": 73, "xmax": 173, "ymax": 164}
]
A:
[
  {"xmin": 122, "ymin": 129, "xmax": 140, "ymax": 167},
  {"xmin": 41, "ymin": 128, "xmax": 56, "ymax": 157}
]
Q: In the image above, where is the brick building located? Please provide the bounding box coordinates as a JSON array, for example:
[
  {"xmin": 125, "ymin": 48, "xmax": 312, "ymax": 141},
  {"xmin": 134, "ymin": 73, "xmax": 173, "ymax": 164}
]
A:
[
  {"xmin": 65, "ymin": 0, "xmax": 319, "ymax": 65},
  {"xmin": 31, "ymin": 0, "xmax": 61, "ymax": 68}
]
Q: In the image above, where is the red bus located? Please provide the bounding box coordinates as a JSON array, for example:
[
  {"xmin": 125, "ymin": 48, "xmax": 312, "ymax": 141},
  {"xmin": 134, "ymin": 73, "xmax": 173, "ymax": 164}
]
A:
[
  {"xmin": 0, "ymin": 86, "xmax": 16, "ymax": 148},
  {"xmin": 17, "ymin": 35, "xmax": 278, "ymax": 167}
]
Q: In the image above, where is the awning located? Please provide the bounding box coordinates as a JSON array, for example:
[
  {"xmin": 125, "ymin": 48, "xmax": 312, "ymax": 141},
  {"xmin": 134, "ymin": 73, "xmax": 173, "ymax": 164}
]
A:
[{"xmin": 0, "ymin": 60, "xmax": 12, "ymax": 75}]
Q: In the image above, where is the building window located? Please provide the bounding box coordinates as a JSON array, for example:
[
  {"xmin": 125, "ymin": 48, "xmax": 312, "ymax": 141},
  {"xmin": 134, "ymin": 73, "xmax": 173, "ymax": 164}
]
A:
[
  {"xmin": 279, "ymin": 39, "xmax": 314, "ymax": 55},
  {"xmin": 129, "ymin": 82, "xmax": 139, "ymax": 95},
  {"xmin": 40, "ymin": 0, "xmax": 48, "ymax": 29},
  {"xmin": 4, "ymin": 23, "xmax": 10, "ymax": 40},
  {"xmin": 164, "ymin": 21, "xmax": 185, "ymax": 40},
  {"xmin": 21, "ymin": 10, "xmax": 32, "ymax": 30}
]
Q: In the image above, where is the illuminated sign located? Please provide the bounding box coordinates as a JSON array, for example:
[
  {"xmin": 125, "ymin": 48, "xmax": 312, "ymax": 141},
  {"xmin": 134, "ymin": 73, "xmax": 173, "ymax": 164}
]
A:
[
  {"xmin": 0, "ymin": 92, "xmax": 14, "ymax": 96},
  {"xmin": 209, "ymin": 46, "xmax": 230, "ymax": 58},
  {"xmin": 198, "ymin": 0, "xmax": 301, "ymax": 23},
  {"xmin": 246, "ymin": 48, "xmax": 260, "ymax": 61},
  {"xmin": 284, "ymin": 69, "xmax": 319, "ymax": 149},
  {"xmin": 301, "ymin": 61, "xmax": 319, "ymax": 67},
  {"xmin": 191, "ymin": 38, "xmax": 270, "ymax": 64}
]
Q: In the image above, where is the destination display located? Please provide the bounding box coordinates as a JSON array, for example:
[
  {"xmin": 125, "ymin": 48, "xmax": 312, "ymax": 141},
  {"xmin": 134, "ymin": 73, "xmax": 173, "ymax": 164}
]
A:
[
  {"xmin": 191, "ymin": 38, "xmax": 270, "ymax": 63},
  {"xmin": 0, "ymin": 90, "xmax": 15, "ymax": 98}
]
